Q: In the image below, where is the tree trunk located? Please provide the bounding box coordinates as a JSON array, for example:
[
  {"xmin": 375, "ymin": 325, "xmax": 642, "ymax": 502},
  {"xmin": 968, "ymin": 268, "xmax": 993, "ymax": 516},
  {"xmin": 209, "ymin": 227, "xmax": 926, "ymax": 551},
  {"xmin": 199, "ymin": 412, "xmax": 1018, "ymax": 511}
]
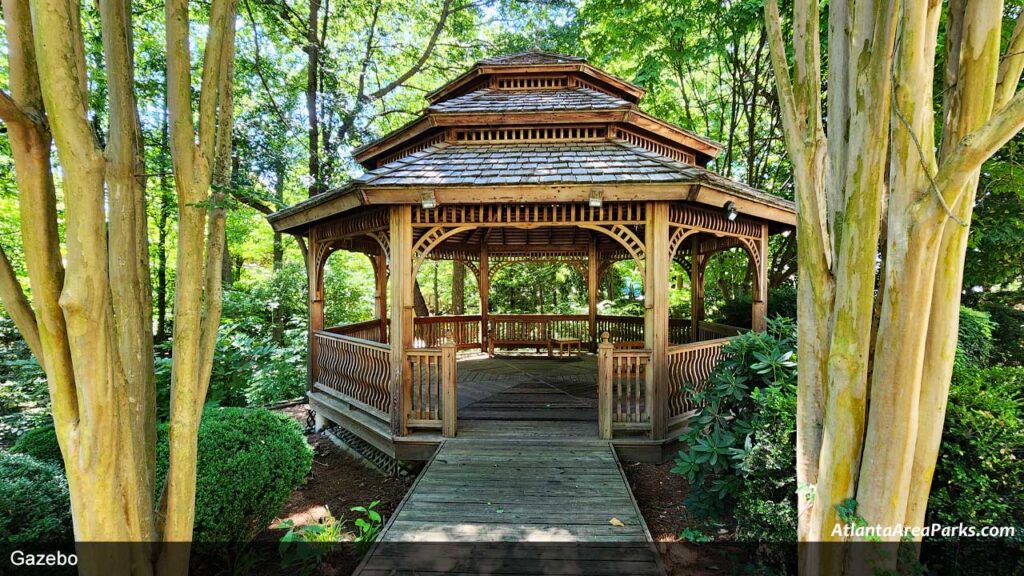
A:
[
  {"xmin": 764, "ymin": 1, "xmax": 1024, "ymax": 572},
  {"xmin": 452, "ymin": 260, "xmax": 465, "ymax": 314},
  {"xmin": 305, "ymin": 0, "xmax": 321, "ymax": 197},
  {"xmin": 413, "ymin": 280, "xmax": 430, "ymax": 317}
]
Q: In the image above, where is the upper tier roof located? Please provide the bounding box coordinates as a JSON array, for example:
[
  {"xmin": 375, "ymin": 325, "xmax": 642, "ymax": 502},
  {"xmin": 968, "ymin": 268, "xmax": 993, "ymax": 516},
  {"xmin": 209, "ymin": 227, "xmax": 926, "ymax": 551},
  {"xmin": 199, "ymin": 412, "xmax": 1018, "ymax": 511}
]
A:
[
  {"xmin": 430, "ymin": 87, "xmax": 629, "ymax": 113},
  {"xmin": 268, "ymin": 51, "xmax": 794, "ymax": 234},
  {"xmin": 477, "ymin": 51, "xmax": 586, "ymax": 65}
]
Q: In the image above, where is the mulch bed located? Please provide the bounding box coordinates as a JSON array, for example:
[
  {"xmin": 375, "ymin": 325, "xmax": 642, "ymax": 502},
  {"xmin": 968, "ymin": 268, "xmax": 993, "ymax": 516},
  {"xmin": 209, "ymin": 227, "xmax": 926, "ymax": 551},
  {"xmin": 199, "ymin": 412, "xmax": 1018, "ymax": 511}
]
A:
[
  {"xmin": 621, "ymin": 459, "xmax": 749, "ymax": 576},
  {"xmin": 238, "ymin": 406, "xmax": 414, "ymax": 576}
]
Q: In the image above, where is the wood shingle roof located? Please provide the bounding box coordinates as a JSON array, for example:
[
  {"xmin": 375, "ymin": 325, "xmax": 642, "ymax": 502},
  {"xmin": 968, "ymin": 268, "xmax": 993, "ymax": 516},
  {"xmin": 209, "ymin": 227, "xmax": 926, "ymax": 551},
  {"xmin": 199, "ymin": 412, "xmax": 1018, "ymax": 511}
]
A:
[{"xmin": 429, "ymin": 87, "xmax": 629, "ymax": 113}]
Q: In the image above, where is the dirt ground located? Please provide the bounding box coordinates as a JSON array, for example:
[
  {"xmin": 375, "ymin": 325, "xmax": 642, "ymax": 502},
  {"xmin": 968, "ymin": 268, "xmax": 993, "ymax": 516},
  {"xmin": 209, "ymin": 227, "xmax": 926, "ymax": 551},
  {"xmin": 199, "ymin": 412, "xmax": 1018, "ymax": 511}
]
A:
[
  {"xmin": 242, "ymin": 406, "xmax": 414, "ymax": 575},
  {"xmin": 256, "ymin": 404, "xmax": 745, "ymax": 575},
  {"xmin": 621, "ymin": 459, "xmax": 750, "ymax": 575}
]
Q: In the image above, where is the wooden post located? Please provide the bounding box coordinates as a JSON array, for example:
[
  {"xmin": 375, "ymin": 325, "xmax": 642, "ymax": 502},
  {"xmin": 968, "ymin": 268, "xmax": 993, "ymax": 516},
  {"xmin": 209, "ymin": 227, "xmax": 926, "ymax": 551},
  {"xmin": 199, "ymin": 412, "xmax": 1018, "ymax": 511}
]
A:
[
  {"xmin": 374, "ymin": 246, "xmax": 388, "ymax": 342},
  {"xmin": 479, "ymin": 242, "xmax": 490, "ymax": 355},
  {"xmin": 389, "ymin": 205, "xmax": 413, "ymax": 436},
  {"xmin": 751, "ymin": 223, "xmax": 769, "ymax": 332},
  {"xmin": 587, "ymin": 233, "xmax": 598, "ymax": 351},
  {"xmin": 690, "ymin": 234, "xmax": 704, "ymax": 343},
  {"xmin": 597, "ymin": 332, "xmax": 614, "ymax": 440},
  {"xmin": 308, "ymin": 226, "xmax": 325, "ymax": 392},
  {"xmin": 645, "ymin": 201, "xmax": 670, "ymax": 440},
  {"xmin": 440, "ymin": 330, "xmax": 458, "ymax": 438}
]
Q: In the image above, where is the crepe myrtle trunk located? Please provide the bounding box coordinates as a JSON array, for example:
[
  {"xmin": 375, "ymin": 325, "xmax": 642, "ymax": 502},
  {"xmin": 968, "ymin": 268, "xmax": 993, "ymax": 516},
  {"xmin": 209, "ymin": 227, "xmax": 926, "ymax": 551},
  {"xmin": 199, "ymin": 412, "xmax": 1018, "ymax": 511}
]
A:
[
  {"xmin": 0, "ymin": 0, "xmax": 240, "ymax": 574},
  {"xmin": 765, "ymin": 0, "xmax": 1024, "ymax": 573}
]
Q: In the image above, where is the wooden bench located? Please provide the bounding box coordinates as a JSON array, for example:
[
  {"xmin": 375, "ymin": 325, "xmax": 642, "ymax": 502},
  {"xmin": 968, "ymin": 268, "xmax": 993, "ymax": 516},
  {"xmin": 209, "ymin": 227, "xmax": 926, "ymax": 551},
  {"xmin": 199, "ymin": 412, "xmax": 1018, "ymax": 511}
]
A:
[{"xmin": 487, "ymin": 317, "xmax": 551, "ymax": 355}]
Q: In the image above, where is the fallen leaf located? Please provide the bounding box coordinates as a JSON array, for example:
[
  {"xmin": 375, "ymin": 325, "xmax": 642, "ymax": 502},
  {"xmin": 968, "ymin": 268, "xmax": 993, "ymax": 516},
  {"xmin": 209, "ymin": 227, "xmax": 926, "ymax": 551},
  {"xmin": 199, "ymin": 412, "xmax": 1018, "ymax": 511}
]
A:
[{"xmin": 609, "ymin": 517, "xmax": 625, "ymax": 527}]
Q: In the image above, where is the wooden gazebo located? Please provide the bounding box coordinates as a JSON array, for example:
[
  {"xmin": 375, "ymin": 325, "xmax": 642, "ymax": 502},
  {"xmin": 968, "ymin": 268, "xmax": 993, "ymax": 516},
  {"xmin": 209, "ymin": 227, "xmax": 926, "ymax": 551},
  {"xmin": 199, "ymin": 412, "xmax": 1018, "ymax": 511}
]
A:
[{"xmin": 269, "ymin": 51, "xmax": 794, "ymax": 463}]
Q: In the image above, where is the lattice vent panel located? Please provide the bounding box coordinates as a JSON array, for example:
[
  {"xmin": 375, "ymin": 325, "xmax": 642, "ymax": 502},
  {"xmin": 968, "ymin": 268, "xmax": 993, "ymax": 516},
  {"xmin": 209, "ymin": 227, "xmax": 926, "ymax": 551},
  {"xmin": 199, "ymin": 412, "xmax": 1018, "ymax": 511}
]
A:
[
  {"xmin": 453, "ymin": 125, "xmax": 608, "ymax": 144},
  {"xmin": 613, "ymin": 127, "xmax": 696, "ymax": 165},
  {"xmin": 493, "ymin": 75, "xmax": 569, "ymax": 90},
  {"xmin": 378, "ymin": 133, "xmax": 446, "ymax": 166}
]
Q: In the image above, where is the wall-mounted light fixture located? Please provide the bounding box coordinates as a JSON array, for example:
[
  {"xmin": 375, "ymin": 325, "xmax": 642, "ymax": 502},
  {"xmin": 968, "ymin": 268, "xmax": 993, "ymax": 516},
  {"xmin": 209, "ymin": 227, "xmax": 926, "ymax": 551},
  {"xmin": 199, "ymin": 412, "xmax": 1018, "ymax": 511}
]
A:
[
  {"xmin": 589, "ymin": 188, "xmax": 604, "ymax": 208},
  {"xmin": 723, "ymin": 201, "xmax": 738, "ymax": 221},
  {"xmin": 420, "ymin": 189, "xmax": 437, "ymax": 210}
]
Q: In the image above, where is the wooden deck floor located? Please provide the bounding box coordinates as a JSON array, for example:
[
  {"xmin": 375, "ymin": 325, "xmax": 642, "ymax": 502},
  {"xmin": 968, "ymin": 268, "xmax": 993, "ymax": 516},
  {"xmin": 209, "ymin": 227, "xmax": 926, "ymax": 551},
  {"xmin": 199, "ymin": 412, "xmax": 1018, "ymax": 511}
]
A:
[{"xmin": 355, "ymin": 420, "xmax": 663, "ymax": 574}]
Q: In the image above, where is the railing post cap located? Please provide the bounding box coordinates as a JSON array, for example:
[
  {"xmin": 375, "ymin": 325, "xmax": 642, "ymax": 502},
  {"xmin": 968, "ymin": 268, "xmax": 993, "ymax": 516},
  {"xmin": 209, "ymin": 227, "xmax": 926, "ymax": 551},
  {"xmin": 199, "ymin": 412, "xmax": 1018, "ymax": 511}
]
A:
[{"xmin": 600, "ymin": 331, "xmax": 610, "ymax": 342}]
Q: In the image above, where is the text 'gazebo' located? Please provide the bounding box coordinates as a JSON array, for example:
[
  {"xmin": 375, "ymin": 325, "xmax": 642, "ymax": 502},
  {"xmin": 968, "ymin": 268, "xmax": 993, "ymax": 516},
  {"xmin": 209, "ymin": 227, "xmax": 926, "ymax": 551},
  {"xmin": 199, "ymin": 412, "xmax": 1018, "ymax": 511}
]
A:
[{"xmin": 269, "ymin": 51, "xmax": 795, "ymax": 463}]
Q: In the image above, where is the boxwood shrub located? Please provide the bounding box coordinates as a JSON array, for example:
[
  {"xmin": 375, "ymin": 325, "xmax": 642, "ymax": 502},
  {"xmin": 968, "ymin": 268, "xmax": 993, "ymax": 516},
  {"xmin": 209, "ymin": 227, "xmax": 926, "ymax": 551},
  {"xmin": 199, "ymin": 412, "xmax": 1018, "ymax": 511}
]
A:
[
  {"xmin": 156, "ymin": 407, "xmax": 313, "ymax": 543},
  {"xmin": 0, "ymin": 451, "xmax": 73, "ymax": 543},
  {"xmin": 9, "ymin": 407, "xmax": 312, "ymax": 545},
  {"xmin": 11, "ymin": 425, "xmax": 63, "ymax": 465}
]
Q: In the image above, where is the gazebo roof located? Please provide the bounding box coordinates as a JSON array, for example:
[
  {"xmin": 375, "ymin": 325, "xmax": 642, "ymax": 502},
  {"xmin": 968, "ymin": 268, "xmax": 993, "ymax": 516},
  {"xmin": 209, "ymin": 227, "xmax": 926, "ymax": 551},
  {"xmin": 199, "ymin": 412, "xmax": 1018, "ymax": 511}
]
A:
[{"xmin": 269, "ymin": 51, "xmax": 795, "ymax": 234}]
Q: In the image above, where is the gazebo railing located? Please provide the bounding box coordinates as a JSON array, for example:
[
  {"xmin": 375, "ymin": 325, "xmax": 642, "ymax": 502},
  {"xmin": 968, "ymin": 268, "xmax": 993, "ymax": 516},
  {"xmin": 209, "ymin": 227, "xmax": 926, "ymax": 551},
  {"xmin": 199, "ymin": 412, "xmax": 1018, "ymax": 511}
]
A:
[
  {"xmin": 325, "ymin": 319, "xmax": 388, "ymax": 343},
  {"xmin": 667, "ymin": 338, "xmax": 729, "ymax": 423},
  {"xmin": 597, "ymin": 337, "xmax": 653, "ymax": 438},
  {"xmin": 414, "ymin": 315, "xmax": 482, "ymax": 349},
  {"xmin": 313, "ymin": 331, "xmax": 391, "ymax": 422},
  {"xmin": 406, "ymin": 342, "xmax": 457, "ymax": 436}
]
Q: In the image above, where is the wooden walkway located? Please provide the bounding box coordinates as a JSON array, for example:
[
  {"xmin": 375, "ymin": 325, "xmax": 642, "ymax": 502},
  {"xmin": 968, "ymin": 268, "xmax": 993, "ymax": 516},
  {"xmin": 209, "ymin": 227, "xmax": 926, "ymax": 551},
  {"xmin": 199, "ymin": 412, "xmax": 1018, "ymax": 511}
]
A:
[{"xmin": 355, "ymin": 432, "xmax": 663, "ymax": 575}]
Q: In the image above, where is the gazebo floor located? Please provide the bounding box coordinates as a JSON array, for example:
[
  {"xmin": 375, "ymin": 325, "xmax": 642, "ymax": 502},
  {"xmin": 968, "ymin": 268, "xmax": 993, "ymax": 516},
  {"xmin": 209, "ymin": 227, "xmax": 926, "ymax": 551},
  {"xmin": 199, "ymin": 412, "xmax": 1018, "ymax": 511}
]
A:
[{"xmin": 354, "ymin": 436, "xmax": 663, "ymax": 575}]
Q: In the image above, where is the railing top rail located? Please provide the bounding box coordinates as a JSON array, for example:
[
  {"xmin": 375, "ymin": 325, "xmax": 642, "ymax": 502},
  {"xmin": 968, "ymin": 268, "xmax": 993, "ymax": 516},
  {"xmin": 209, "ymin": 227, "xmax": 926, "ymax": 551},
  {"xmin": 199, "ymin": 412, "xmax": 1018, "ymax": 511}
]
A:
[
  {"xmin": 609, "ymin": 348, "xmax": 653, "ymax": 356},
  {"xmin": 668, "ymin": 336, "xmax": 732, "ymax": 353},
  {"xmin": 488, "ymin": 313, "xmax": 588, "ymax": 319},
  {"xmin": 406, "ymin": 347, "xmax": 443, "ymax": 355},
  {"xmin": 315, "ymin": 329, "xmax": 391, "ymax": 351},
  {"xmin": 325, "ymin": 319, "xmax": 380, "ymax": 330},
  {"xmin": 414, "ymin": 315, "xmax": 483, "ymax": 322}
]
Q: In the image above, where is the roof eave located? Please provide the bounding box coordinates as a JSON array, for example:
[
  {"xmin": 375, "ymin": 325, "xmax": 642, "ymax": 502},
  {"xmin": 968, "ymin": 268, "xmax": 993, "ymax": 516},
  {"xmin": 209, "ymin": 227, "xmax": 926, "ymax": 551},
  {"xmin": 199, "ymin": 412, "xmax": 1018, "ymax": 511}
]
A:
[{"xmin": 268, "ymin": 180, "xmax": 795, "ymax": 235}]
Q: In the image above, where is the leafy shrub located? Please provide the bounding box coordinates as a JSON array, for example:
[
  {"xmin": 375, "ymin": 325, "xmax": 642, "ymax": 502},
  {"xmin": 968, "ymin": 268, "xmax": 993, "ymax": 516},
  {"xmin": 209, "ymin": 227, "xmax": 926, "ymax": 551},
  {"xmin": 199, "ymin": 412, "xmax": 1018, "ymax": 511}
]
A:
[
  {"xmin": 733, "ymin": 381, "xmax": 798, "ymax": 543},
  {"xmin": 957, "ymin": 306, "xmax": 994, "ymax": 367},
  {"xmin": 11, "ymin": 424, "xmax": 63, "ymax": 465},
  {"xmin": 672, "ymin": 317, "xmax": 797, "ymax": 523},
  {"xmin": 11, "ymin": 407, "xmax": 312, "ymax": 544},
  {"xmin": 928, "ymin": 363, "xmax": 1024, "ymax": 529},
  {"xmin": 156, "ymin": 407, "xmax": 313, "ymax": 543},
  {"xmin": 0, "ymin": 451, "xmax": 72, "ymax": 543}
]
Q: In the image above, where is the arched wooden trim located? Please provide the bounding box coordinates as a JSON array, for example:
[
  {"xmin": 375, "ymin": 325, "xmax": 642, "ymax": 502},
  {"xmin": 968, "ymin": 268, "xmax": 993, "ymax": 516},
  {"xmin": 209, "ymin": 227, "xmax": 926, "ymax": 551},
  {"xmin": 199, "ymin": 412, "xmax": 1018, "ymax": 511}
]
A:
[
  {"xmin": 412, "ymin": 225, "xmax": 478, "ymax": 275},
  {"xmin": 577, "ymin": 223, "xmax": 646, "ymax": 276},
  {"xmin": 668, "ymin": 225, "xmax": 698, "ymax": 258},
  {"xmin": 313, "ymin": 242, "xmax": 338, "ymax": 302}
]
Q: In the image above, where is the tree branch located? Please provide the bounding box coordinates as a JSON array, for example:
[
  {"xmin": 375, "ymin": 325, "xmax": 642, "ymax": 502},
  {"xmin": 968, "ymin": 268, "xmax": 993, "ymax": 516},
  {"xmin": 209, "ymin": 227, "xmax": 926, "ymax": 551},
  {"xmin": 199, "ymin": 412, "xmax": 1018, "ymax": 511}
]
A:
[
  {"xmin": 242, "ymin": 0, "xmax": 293, "ymax": 129},
  {"xmin": 995, "ymin": 10, "xmax": 1024, "ymax": 111},
  {"xmin": 368, "ymin": 0, "xmax": 455, "ymax": 100},
  {"xmin": 763, "ymin": 0, "xmax": 803, "ymax": 147},
  {"xmin": 937, "ymin": 87, "xmax": 1024, "ymax": 208},
  {"xmin": 0, "ymin": 89, "xmax": 33, "ymax": 126},
  {"xmin": 0, "ymin": 244, "xmax": 43, "ymax": 361}
]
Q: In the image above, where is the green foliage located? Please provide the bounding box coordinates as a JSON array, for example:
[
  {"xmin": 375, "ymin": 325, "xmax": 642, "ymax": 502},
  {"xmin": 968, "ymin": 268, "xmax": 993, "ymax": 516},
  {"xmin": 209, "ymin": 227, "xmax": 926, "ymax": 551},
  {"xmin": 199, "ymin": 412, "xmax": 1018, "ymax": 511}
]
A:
[
  {"xmin": 977, "ymin": 300, "xmax": 1024, "ymax": 366},
  {"xmin": 10, "ymin": 408, "xmax": 312, "ymax": 544},
  {"xmin": 678, "ymin": 527, "xmax": 713, "ymax": 543},
  {"xmin": 0, "ymin": 452, "xmax": 72, "ymax": 543},
  {"xmin": 733, "ymin": 381, "xmax": 798, "ymax": 544},
  {"xmin": 964, "ymin": 155, "xmax": 1024, "ymax": 291},
  {"xmin": 928, "ymin": 363, "xmax": 1024, "ymax": 530},
  {"xmin": 11, "ymin": 425, "xmax": 63, "ymax": 465},
  {"xmin": 351, "ymin": 500, "xmax": 384, "ymax": 557},
  {"xmin": 672, "ymin": 317, "xmax": 797, "ymax": 524},
  {"xmin": 277, "ymin": 510, "xmax": 347, "ymax": 575},
  {"xmin": 956, "ymin": 306, "xmax": 994, "ymax": 368},
  {"xmin": 717, "ymin": 285, "xmax": 798, "ymax": 328},
  {"xmin": 155, "ymin": 408, "xmax": 312, "ymax": 544},
  {"xmin": 0, "ymin": 315, "xmax": 50, "ymax": 446}
]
